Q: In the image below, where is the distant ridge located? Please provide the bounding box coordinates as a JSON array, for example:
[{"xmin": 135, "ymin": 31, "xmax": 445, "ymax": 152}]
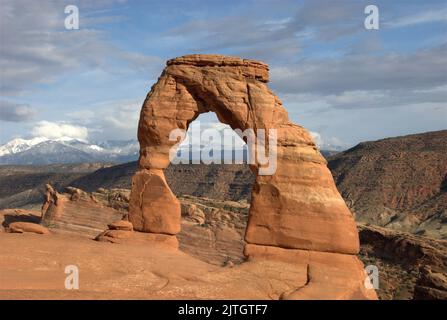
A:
[{"xmin": 328, "ymin": 130, "xmax": 447, "ymax": 238}]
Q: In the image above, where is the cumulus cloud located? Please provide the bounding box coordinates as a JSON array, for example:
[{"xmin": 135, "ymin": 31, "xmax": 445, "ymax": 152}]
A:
[
  {"xmin": 310, "ymin": 131, "xmax": 323, "ymax": 147},
  {"xmin": 31, "ymin": 121, "xmax": 89, "ymax": 141},
  {"xmin": 270, "ymin": 44, "xmax": 447, "ymax": 96},
  {"xmin": 0, "ymin": 101, "xmax": 37, "ymax": 122},
  {"xmin": 65, "ymin": 100, "xmax": 142, "ymax": 141},
  {"xmin": 103, "ymin": 101, "xmax": 141, "ymax": 130},
  {"xmin": 310, "ymin": 131, "xmax": 348, "ymax": 150},
  {"xmin": 0, "ymin": 0, "xmax": 161, "ymax": 96}
]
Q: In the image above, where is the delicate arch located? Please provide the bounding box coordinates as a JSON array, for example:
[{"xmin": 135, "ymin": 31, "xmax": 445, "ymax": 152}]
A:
[{"xmin": 129, "ymin": 54, "xmax": 359, "ymax": 255}]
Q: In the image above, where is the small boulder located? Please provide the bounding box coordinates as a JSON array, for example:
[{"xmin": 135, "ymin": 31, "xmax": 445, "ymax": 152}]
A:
[
  {"xmin": 96, "ymin": 229, "xmax": 132, "ymax": 241},
  {"xmin": 65, "ymin": 187, "xmax": 88, "ymax": 201},
  {"xmin": 181, "ymin": 203, "xmax": 206, "ymax": 224},
  {"xmin": 95, "ymin": 229, "xmax": 178, "ymax": 249},
  {"xmin": 8, "ymin": 222, "xmax": 50, "ymax": 235},
  {"xmin": 108, "ymin": 220, "xmax": 133, "ymax": 231}
]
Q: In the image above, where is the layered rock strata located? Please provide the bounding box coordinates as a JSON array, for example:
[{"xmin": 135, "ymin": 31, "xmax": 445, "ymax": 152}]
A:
[{"xmin": 126, "ymin": 54, "xmax": 376, "ymax": 299}]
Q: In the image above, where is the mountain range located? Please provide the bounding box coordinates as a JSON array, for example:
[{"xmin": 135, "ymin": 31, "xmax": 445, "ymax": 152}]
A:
[
  {"xmin": 329, "ymin": 129, "xmax": 447, "ymax": 238},
  {"xmin": 0, "ymin": 136, "xmax": 340, "ymax": 165},
  {"xmin": 0, "ymin": 137, "xmax": 139, "ymax": 165}
]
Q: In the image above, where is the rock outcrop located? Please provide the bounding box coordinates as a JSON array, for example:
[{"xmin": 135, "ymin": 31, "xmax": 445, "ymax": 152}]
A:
[
  {"xmin": 97, "ymin": 230, "xmax": 178, "ymax": 248},
  {"xmin": 41, "ymin": 186, "xmax": 123, "ymax": 237},
  {"xmin": 128, "ymin": 54, "xmax": 375, "ymax": 299},
  {"xmin": 7, "ymin": 222, "xmax": 50, "ymax": 235},
  {"xmin": 181, "ymin": 203, "xmax": 206, "ymax": 225},
  {"xmin": 414, "ymin": 266, "xmax": 447, "ymax": 299},
  {"xmin": 358, "ymin": 223, "xmax": 447, "ymax": 299}
]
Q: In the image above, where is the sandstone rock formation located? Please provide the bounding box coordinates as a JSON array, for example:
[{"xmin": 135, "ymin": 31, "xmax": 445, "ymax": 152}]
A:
[
  {"xmin": 128, "ymin": 54, "xmax": 375, "ymax": 299},
  {"xmin": 95, "ymin": 228, "xmax": 179, "ymax": 248},
  {"xmin": 41, "ymin": 184, "xmax": 60, "ymax": 219},
  {"xmin": 96, "ymin": 217, "xmax": 178, "ymax": 249},
  {"xmin": 41, "ymin": 186, "xmax": 122, "ymax": 237},
  {"xmin": 181, "ymin": 203, "xmax": 206, "ymax": 225},
  {"xmin": 7, "ymin": 221, "xmax": 50, "ymax": 235},
  {"xmin": 2, "ymin": 189, "xmax": 444, "ymax": 299},
  {"xmin": 108, "ymin": 220, "xmax": 133, "ymax": 231}
]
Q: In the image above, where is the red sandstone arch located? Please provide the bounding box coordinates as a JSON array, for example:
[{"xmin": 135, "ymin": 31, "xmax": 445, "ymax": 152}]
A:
[{"xmin": 128, "ymin": 54, "xmax": 360, "ymax": 255}]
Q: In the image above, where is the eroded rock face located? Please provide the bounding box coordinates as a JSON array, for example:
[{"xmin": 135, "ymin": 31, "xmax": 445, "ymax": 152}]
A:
[
  {"xmin": 414, "ymin": 266, "xmax": 447, "ymax": 300},
  {"xmin": 129, "ymin": 54, "xmax": 374, "ymax": 299},
  {"xmin": 41, "ymin": 186, "xmax": 123, "ymax": 237},
  {"xmin": 130, "ymin": 54, "xmax": 359, "ymax": 253}
]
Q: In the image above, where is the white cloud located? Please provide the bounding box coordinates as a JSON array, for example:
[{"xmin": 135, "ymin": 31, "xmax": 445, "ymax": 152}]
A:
[
  {"xmin": 310, "ymin": 131, "xmax": 349, "ymax": 151},
  {"xmin": 65, "ymin": 99, "xmax": 142, "ymax": 141},
  {"xmin": 310, "ymin": 131, "xmax": 323, "ymax": 148},
  {"xmin": 0, "ymin": 0, "xmax": 162, "ymax": 96},
  {"xmin": 31, "ymin": 121, "xmax": 89, "ymax": 141},
  {"xmin": 270, "ymin": 44, "xmax": 447, "ymax": 96},
  {"xmin": 387, "ymin": 8, "xmax": 447, "ymax": 28}
]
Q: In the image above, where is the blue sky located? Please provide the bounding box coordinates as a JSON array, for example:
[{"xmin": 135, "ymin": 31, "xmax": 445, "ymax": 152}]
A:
[{"xmin": 0, "ymin": 0, "xmax": 446, "ymax": 148}]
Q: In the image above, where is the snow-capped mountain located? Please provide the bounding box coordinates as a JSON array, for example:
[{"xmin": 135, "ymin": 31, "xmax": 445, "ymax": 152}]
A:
[
  {"xmin": 0, "ymin": 137, "xmax": 49, "ymax": 156},
  {"xmin": 0, "ymin": 134, "xmax": 342, "ymax": 165},
  {"xmin": 0, "ymin": 137, "xmax": 139, "ymax": 165}
]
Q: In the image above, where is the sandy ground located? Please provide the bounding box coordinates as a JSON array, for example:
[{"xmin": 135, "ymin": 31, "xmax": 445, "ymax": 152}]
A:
[{"xmin": 0, "ymin": 230, "xmax": 307, "ymax": 300}]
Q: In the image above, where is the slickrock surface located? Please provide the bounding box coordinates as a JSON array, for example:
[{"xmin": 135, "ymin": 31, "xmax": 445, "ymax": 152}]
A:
[
  {"xmin": 0, "ymin": 202, "xmax": 371, "ymax": 300},
  {"xmin": 0, "ymin": 232, "xmax": 329, "ymax": 300},
  {"xmin": 0, "ymin": 201, "xmax": 374, "ymax": 300},
  {"xmin": 3, "ymin": 190, "xmax": 445, "ymax": 299}
]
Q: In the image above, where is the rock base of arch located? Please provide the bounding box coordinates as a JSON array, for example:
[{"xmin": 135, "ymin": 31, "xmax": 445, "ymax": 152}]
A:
[{"xmin": 245, "ymin": 244, "xmax": 378, "ymax": 300}]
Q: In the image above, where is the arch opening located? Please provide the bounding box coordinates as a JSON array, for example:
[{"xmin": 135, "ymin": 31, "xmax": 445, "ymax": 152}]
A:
[
  {"xmin": 173, "ymin": 112, "xmax": 249, "ymax": 165},
  {"xmin": 167, "ymin": 112, "xmax": 255, "ymax": 265}
]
